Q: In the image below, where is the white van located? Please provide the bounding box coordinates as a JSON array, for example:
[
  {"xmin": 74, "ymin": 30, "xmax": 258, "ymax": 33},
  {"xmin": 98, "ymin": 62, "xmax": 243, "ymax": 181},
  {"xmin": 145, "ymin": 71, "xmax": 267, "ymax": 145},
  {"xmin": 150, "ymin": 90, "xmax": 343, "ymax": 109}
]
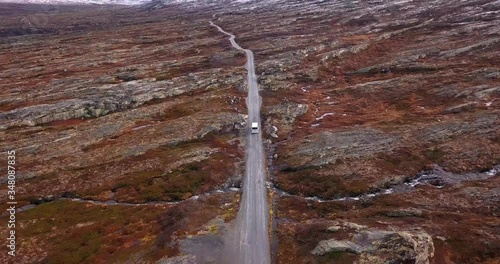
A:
[{"xmin": 251, "ymin": 122, "xmax": 260, "ymax": 134}]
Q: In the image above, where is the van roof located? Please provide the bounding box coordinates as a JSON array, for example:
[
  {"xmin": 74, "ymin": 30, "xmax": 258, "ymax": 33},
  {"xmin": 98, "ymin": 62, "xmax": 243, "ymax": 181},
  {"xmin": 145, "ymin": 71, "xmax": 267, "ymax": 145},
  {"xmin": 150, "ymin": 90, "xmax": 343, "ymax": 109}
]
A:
[{"xmin": 251, "ymin": 122, "xmax": 258, "ymax": 127}]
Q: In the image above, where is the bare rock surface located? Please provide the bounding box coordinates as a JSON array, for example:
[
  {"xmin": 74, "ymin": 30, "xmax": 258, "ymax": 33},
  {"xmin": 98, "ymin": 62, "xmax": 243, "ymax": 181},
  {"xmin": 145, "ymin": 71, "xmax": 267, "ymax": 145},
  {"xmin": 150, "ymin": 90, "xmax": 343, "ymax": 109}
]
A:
[
  {"xmin": 0, "ymin": 0, "xmax": 499, "ymax": 263},
  {"xmin": 156, "ymin": 255, "xmax": 197, "ymax": 264},
  {"xmin": 312, "ymin": 229, "xmax": 434, "ymax": 263}
]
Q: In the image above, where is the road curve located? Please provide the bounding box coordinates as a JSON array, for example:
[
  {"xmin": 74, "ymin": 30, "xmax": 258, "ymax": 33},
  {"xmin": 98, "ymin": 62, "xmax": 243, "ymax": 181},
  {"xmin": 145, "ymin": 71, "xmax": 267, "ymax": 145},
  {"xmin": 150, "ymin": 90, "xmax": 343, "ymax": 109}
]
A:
[{"xmin": 210, "ymin": 21, "xmax": 270, "ymax": 264}]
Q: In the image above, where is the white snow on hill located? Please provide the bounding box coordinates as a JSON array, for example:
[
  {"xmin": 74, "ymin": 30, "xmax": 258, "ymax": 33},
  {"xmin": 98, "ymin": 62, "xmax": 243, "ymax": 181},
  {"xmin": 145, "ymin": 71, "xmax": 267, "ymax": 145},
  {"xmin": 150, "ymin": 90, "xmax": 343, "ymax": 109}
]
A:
[
  {"xmin": 0, "ymin": 0, "xmax": 150, "ymax": 5},
  {"xmin": 0, "ymin": 0, "xmax": 273, "ymax": 7}
]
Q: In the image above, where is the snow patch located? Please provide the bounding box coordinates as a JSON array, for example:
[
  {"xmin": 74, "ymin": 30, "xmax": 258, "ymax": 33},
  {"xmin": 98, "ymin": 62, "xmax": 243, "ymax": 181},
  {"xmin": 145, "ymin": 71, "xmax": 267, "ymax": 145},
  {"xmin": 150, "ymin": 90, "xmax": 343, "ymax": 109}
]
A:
[
  {"xmin": 315, "ymin": 112, "xmax": 334, "ymax": 121},
  {"xmin": 0, "ymin": 0, "xmax": 150, "ymax": 5}
]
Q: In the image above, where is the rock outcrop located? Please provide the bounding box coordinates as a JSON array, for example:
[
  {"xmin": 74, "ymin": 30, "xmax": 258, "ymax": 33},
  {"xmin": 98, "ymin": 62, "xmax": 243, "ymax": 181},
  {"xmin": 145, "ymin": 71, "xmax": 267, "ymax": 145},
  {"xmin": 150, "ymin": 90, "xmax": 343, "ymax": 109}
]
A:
[{"xmin": 312, "ymin": 229, "xmax": 434, "ymax": 264}]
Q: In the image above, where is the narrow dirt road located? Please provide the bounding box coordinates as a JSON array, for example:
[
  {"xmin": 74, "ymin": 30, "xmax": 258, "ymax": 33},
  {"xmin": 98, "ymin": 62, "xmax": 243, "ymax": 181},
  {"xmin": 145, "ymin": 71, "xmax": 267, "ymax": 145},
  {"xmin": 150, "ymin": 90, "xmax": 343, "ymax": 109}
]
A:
[{"xmin": 210, "ymin": 21, "xmax": 271, "ymax": 264}]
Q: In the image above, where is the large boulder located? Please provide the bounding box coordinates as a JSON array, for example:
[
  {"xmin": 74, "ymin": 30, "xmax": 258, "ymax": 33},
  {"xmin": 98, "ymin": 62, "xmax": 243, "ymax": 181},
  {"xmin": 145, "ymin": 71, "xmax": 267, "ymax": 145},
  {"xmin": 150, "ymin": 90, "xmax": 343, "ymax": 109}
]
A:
[
  {"xmin": 311, "ymin": 240, "xmax": 363, "ymax": 255},
  {"xmin": 311, "ymin": 229, "xmax": 434, "ymax": 264}
]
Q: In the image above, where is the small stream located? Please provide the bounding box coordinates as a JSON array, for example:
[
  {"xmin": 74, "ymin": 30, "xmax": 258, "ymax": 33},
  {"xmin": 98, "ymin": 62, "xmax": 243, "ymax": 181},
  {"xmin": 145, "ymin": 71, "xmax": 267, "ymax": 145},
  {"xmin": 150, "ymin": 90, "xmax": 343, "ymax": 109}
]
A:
[
  {"xmin": 269, "ymin": 165, "xmax": 500, "ymax": 203},
  {"xmin": 15, "ymin": 187, "xmax": 242, "ymax": 212}
]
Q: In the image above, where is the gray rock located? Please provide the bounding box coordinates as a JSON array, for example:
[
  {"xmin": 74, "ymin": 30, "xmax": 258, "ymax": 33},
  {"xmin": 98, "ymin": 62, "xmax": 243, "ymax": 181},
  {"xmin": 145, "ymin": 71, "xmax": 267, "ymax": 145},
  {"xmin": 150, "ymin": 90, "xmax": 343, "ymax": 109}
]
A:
[
  {"xmin": 440, "ymin": 38, "xmax": 500, "ymax": 58},
  {"xmin": 43, "ymin": 195, "xmax": 55, "ymax": 202},
  {"xmin": 289, "ymin": 128, "xmax": 399, "ymax": 168},
  {"xmin": 474, "ymin": 87, "xmax": 500, "ymax": 99},
  {"xmin": 443, "ymin": 102, "xmax": 477, "ymax": 114},
  {"xmin": 0, "ymin": 78, "xmax": 217, "ymax": 130},
  {"xmin": 265, "ymin": 102, "xmax": 308, "ymax": 125},
  {"xmin": 116, "ymin": 72, "xmax": 138, "ymax": 82},
  {"xmin": 466, "ymin": 68, "xmax": 500, "ymax": 81},
  {"xmin": 344, "ymin": 222, "xmax": 368, "ymax": 230},
  {"xmin": 436, "ymin": 236, "xmax": 446, "ymax": 242},
  {"xmin": 416, "ymin": 114, "xmax": 498, "ymax": 142},
  {"xmin": 367, "ymin": 231, "xmax": 434, "ymax": 264},
  {"xmin": 311, "ymin": 229, "xmax": 434, "ymax": 264},
  {"xmin": 156, "ymin": 255, "xmax": 196, "ymax": 264},
  {"xmin": 268, "ymin": 125, "xmax": 279, "ymax": 138},
  {"xmin": 311, "ymin": 239, "xmax": 363, "ymax": 255},
  {"xmin": 327, "ymin": 226, "xmax": 342, "ymax": 232}
]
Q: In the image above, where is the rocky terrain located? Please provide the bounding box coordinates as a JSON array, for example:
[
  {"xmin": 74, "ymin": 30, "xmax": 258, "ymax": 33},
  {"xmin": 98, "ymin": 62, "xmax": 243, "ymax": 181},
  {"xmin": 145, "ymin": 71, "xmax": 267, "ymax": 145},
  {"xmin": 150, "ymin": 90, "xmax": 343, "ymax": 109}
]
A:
[{"xmin": 0, "ymin": 0, "xmax": 499, "ymax": 263}]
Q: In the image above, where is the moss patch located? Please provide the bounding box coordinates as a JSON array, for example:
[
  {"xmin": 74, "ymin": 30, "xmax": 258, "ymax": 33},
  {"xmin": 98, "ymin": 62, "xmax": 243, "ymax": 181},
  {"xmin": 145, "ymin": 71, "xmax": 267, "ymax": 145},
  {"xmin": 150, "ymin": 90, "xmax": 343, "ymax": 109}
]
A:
[
  {"xmin": 316, "ymin": 251, "xmax": 358, "ymax": 264},
  {"xmin": 17, "ymin": 200, "xmax": 167, "ymax": 263},
  {"xmin": 276, "ymin": 168, "xmax": 371, "ymax": 199}
]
